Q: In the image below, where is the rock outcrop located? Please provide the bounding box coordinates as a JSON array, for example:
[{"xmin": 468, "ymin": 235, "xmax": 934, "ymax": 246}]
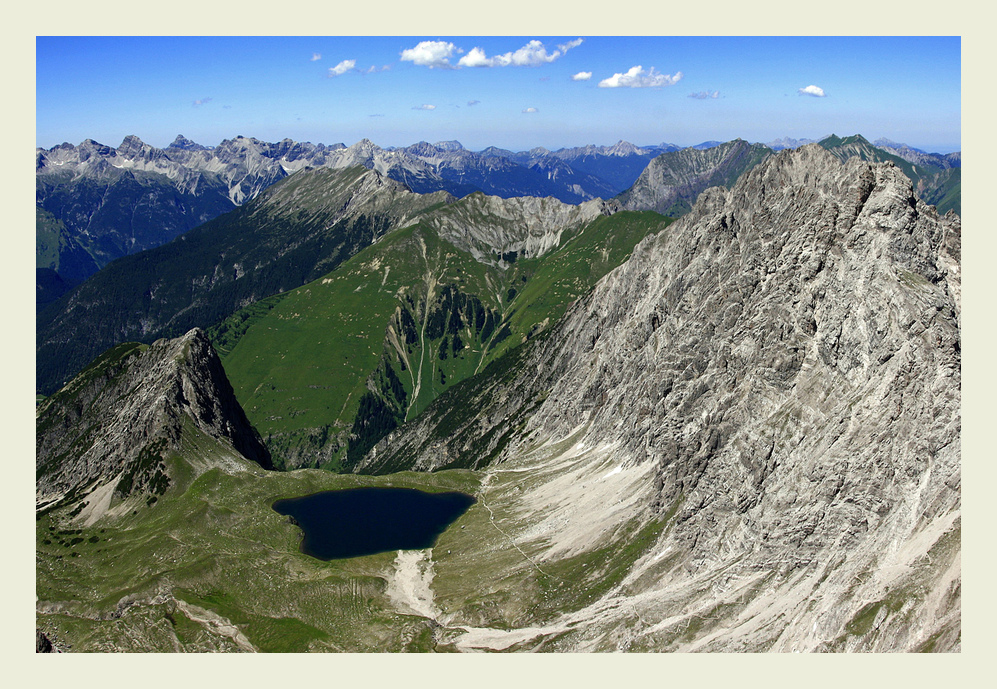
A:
[
  {"xmin": 36, "ymin": 630, "xmax": 54, "ymax": 653},
  {"xmin": 361, "ymin": 145, "xmax": 961, "ymax": 651},
  {"xmin": 37, "ymin": 328, "xmax": 271, "ymax": 513}
]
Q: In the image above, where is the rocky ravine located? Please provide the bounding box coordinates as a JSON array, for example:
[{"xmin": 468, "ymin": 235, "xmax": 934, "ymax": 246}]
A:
[
  {"xmin": 361, "ymin": 144, "xmax": 961, "ymax": 651},
  {"xmin": 36, "ymin": 328, "xmax": 272, "ymax": 516}
]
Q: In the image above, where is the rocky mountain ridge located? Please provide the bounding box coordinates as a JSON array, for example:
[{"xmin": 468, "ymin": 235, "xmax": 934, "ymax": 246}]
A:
[
  {"xmin": 37, "ymin": 133, "xmax": 961, "ymax": 292},
  {"xmin": 358, "ymin": 145, "xmax": 961, "ymax": 651},
  {"xmin": 419, "ymin": 193, "xmax": 610, "ymax": 264},
  {"xmin": 36, "ymin": 328, "xmax": 271, "ymax": 518},
  {"xmin": 35, "ymin": 142, "xmax": 961, "ymax": 653},
  {"xmin": 35, "ymin": 135, "xmax": 652, "ymax": 289},
  {"xmin": 819, "ymin": 135, "xmax": 961, "ymax": 215}
]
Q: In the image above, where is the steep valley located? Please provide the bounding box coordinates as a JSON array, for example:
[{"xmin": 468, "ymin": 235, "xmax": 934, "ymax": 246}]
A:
[{"xmin": 212, "ymin": 207, "xmax": 669, "ymax": 470}]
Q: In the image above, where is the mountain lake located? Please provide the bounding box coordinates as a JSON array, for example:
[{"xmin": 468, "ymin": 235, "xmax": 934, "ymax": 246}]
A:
[{"xmin": 272, "ymin": 487, "xmax": 476, "ymax": 560}]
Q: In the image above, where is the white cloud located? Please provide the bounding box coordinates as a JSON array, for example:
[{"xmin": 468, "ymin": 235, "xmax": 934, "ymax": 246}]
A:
[
  {"xmin": 457, "ymin": 39, "xmax": 581, "ymax": 68},
  {"xmin": 522, "ymin": 107, "xmax": 538, "ymax": 113},
  {"xmin": 412, "ymin": 104, "xmax": 436, "ymax": 110},
  {"xmin": 400, "ymin": 41, "xmax": 461, "ymax": 69},
  {"xmin": 598, "ymin": 66, "xmax": 683, "ymax": 88},
  {"xmin": 328, "ymin": 59, "xmax": 356, "ymax": 77},
  {"xmin": 798, "ymin": 84, "xmax": 826, "ymax": 97},
  {"xmin": 572, "ymin": 71, "xmax": 592, "ymax": 81},
  {"xmin": 467, "ymin": 100, "xmax": 480, "ymax": 106},
  {"xmin": 457, "ymin": 47, "xmax": 492, "ymax": 68},
  {"xmin": 689, "ymin": 90, "xmax": 719, "ymax": 99},
  {"xmin": 311, "ymin": 53, "xmax": 321, "ymax": 61}
]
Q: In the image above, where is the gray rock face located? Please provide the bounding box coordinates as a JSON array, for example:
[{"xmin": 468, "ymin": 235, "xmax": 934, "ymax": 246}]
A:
[
  {"xmin": 615, "ymin": 139, "xmax": 773, "ymax": 217},
  {"xmin": 36, "ymin": 329, "xmax": 271, "ymax": 510},
  {"xmin": 421, "ymin": 192, "xmax": 610, "ymax": 263},
  {"xmin": 362, "ymin": 145, "xmax": 961, "ymax": 651}
]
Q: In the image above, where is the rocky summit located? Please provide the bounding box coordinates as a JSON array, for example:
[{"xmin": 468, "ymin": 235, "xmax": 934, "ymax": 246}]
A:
[
  {"xmin": 36, "ymin": 328, "xmax": 271, "ymax": 519},
  {"xmin": 361, "ymin": 145, "xmax": 961, "ymax": 651}
]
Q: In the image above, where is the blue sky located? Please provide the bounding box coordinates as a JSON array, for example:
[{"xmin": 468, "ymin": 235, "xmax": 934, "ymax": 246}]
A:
[{"xmin": 35, "ymin": 36, "xmax": 961, "ymax": 153}]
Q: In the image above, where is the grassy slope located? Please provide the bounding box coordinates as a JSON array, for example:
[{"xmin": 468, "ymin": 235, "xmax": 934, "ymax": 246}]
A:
[
  {"xmin": 35, "ymin": 420, "xmax": 482, "ymax": 652},
  {"xmin": 214, "ymin": 210, "xmax": 671, "ymax": 470},
  {"xmin": 919, "ymin": 167, "xmax": 961, "ymax": 216},
  {"xmin": 36, "ymin": 166, "xmax": 449, "ymax": 396},
  {"xmin": 34, "ymin": 420, "xmax": 682, "ymax": 652}
]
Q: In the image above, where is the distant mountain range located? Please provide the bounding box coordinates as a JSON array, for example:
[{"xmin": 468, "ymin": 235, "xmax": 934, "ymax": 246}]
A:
[
  {"xmin": 35, "ymin": 135, "xmax": 677, "ymax": 295},
  {"xmin": 36, "ymin": 134, "xmax": 960, "ymax": 295},
  {"xmin": 36, "ymin": 133, "xmax": 963, "ymax": 396},
  {"xmin": 872, "ymin": 138, "xmax": 961, "ymax": 169}
]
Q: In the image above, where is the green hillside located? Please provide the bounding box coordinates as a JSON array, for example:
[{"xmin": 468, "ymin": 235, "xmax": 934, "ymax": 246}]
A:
[
  {"xmin": 36, "ymin": 419, "xmax": 483, "ymax": 652},
  {"xmin": 36, "ymin": 166, "xmax": 452, "ymax": 396},
  {"xmin": 212, "ymin": 210, "xmax": 671, "ymax": 471}
]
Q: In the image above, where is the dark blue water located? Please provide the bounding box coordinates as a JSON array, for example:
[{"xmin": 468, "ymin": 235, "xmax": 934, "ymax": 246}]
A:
[{"xmin": 272, "ymin": 487, "xmax": 475, "ymax": 560}]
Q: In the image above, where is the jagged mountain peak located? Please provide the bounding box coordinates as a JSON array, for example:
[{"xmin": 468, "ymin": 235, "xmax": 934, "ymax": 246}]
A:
[
  {"xmin": 351, "ymin": 138, "xmax": 381, "ymax": 151},
  {"xmin": 607, "ymin": 140, "xmax": 645, "ymax": 156},
  {"xmin": 117, "ymin": 133, "xmax": 147, "ymax": 148},
  {"xmin": 77, "ymin": 138, "xmax": 114, "ymax": 156},
  {"xmin": 37, "ymin": 328, "xmax": 272, "ymax": 520},
  {"xmin": 478, "ymin": 146, "xmax": 515, "ymax": 158},
  {"xmin": 820, "ymin": 132, "xmax": 871, "ymax": 148},
  {"xmin": 433, "ymin": 140, "xmax": 464, "ymax": 151},
  {"xmin": 167, "ymin": 134, "xmax": 208, "ymax": 150},
  {"xmin": 116, "ymin": 134, "xmax": 161, "ymax": 161}
]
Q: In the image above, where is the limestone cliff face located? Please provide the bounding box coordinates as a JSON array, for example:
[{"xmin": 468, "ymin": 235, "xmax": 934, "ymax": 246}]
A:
[
  {"xmin": 361, "ymin": 145, "xmax": 961, "ymax": 651},
  {"xmin": 36, "ymin": 329, "xmax": 271, "ymax": 510},
  {"xmin": 420, "ymin": 192, "xmax": 609, "ymax": 263}
]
